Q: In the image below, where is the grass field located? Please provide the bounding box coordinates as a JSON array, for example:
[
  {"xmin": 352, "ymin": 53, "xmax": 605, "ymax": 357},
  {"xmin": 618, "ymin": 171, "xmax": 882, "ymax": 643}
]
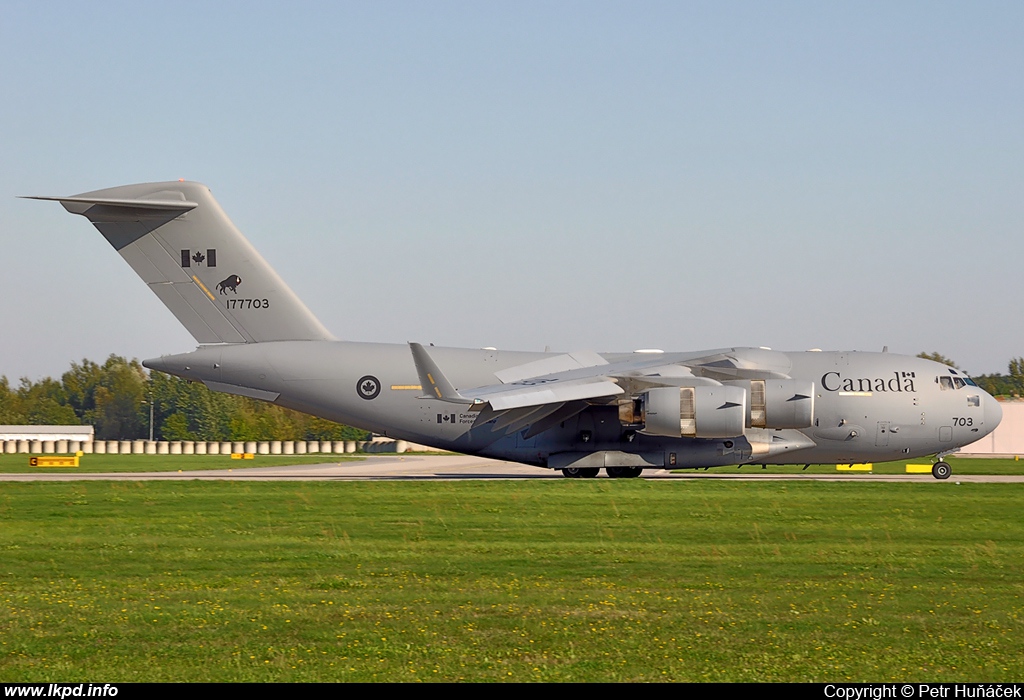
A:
[
  {"xmin": 1, "ymin": 480, "xmax": 1022, "ymax": 682},
  {"xmin": 0, "ymin": 454, "xmax": 362, "ymax": 474}
]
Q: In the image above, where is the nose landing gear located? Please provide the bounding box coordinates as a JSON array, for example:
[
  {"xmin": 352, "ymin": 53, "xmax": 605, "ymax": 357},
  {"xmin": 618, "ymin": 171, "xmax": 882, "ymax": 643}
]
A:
[{"xmin": 932, "ymin": 461, "xmax": 952, "ymax": 480}]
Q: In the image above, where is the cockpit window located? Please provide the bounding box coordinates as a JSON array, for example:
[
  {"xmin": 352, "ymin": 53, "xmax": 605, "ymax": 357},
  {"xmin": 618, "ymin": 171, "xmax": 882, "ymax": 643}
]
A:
[
  {"xmin": 953, "ymin": 377, "xmax": 966, "ymax": 389},
  {"xmin": 938, "ymin": 376, "xmax": 954, "ymax": 390},
  {"xmin": 964, "ymin": 377, "xmax": 978, "ymax": 387}
]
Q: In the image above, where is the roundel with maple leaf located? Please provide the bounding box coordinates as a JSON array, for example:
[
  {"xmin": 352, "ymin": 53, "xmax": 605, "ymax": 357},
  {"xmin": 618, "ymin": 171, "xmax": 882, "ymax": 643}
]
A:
[{"xmin": 356, "ymin": 375, "xmax": 381, "ymax": 400}]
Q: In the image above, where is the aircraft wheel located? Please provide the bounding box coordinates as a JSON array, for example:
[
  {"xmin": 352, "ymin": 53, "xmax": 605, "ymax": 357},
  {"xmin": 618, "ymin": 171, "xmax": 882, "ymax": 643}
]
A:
[
  {"xmin": 607, "ymin": 466, "xmax": 643, "ymax": 479},
  {"xmin": 562, "ymin": 468, "xmax": 582, "ymax": 478},
  {"xmin": 932, "ymin": 461, "xmax": 952, "ymax": 480}
]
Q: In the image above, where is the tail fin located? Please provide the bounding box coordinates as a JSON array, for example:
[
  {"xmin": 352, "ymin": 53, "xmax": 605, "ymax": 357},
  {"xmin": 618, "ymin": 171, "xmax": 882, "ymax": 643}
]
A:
[{"xmin": 26, "ymin": 181, "xmax": 334, "ymax": 344}]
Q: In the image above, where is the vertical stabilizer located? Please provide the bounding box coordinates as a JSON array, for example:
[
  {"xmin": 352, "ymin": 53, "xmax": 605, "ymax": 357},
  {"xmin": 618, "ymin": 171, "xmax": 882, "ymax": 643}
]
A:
[{"xmin": 27, "ymin": 182, "xmax": 334, "ymax": 344}]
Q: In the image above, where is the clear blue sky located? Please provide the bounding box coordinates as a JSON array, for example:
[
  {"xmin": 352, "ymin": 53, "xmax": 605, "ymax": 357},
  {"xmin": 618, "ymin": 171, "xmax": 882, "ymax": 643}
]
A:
[{"xmin": 2, "ymin": 1, "xmax": 1022, "ymax": 379}]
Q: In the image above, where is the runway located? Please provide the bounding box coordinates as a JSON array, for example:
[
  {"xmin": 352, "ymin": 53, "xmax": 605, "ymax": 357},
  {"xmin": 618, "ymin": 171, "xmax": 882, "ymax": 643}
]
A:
[{"xmin": 1, "ymin": 454, "xmax": 1022, "ymax": 482}]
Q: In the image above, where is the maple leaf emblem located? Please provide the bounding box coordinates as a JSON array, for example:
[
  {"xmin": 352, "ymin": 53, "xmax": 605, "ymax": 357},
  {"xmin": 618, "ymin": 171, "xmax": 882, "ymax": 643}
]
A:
[{"xmin": 192, "ymin": 251, "xmax": 206, "ymax": 264}]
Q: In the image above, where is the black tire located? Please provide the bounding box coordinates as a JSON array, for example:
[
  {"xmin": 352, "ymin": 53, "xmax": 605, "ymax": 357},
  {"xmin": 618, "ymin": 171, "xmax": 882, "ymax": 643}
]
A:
[
  {"xmin": 562, "ymin": 467, "xmax": 583, "ymax": 478},
  {"xmin": 932, "ymin": 461, "xmax": 952, "ymax": 480},
  {"xmin": 607, "ymin": 466, "xmax": 643, "ymax": 479}
]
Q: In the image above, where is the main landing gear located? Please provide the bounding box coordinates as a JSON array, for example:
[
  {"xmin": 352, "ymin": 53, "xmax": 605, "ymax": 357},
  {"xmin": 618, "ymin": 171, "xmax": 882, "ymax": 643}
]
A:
[
  {"xmin": 932, "ymin": 461, "xmax": 952, "ymax": 480},
  {"xmin": 560, "ymin": 467, "xmax": 644, "ymax": 478},
  {"xmin": 605, "ymin": 467, "xmax": 643, "ymax": 479},
  {"xmin": 562, "ymin": 467, "xmax": 599, "ymax": 478}
]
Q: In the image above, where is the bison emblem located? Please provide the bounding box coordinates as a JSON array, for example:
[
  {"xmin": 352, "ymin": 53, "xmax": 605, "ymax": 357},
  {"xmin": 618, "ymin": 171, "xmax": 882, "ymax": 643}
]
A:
[{"xmin": 216, "ymin": 274, "xmax": 242, "ymax": 294}]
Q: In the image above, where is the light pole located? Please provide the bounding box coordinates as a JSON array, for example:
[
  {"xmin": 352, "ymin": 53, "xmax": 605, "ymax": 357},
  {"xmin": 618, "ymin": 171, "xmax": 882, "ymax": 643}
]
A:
[{"xmin": 142, "ymin": 394, "xmax": 154, "ymax": 441}]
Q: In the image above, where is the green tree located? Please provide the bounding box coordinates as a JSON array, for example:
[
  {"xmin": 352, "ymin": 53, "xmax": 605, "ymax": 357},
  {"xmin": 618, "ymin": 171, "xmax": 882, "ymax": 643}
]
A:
[
  {"xmin": 17, "ymin": 377, "xmax": 79, "ymax": 425},
  {"xmin": 916, "ymin": 352, "xmax": 959, "ymax": 368},
  {"xmin": 0, "ymin": 377, "xmax": 27, "ymax": 424}
]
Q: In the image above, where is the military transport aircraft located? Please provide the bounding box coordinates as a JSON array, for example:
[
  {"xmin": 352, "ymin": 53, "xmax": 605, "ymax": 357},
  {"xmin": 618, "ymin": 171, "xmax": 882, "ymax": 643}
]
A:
[{"xmin": 29, "ymin": 181, "xmax": 1002, "ymax": 479}]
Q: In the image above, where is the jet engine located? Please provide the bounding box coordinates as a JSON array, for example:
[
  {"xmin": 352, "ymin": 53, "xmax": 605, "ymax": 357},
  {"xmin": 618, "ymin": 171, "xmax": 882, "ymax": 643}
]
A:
[
  {"xmin": 641, "ymin": 385, "xmax": 748, "ymax": 438},
  {"xmin": 730, "ymin": 379, "xmax": 815, "ymax": 429},
  {"xmin": 633, "ymin": 380, "xmax": 815, "ymax": 438}
]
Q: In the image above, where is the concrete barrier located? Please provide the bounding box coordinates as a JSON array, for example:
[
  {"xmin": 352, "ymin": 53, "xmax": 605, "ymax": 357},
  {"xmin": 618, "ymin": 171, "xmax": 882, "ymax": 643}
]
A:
[
  {"xmin": 42, "ymin": 440, "xmax": 54, "ymax": 453},
  {"xmin": 145, "ymin": 441, "xmax": 156, "ymax": 455},
  {"xmin": 295, "ymin": 441, "xmax": 306, "ymax": 454},
  {"xmin": 183, "ymin": 441, "xmax": 194, "ymax": 455},
  {"xmin": 81, "ymin": 441, "xmax": 93, "ymax": 454},
  {"xmin": 92, "ymin": 440, "xmax": 105, "ymax": 454},
  {"xmin": 118, "ymin": 441, "xmax": 131, "ymax": 454},
  {"xmin": 271, "ymin": 440, "xmax": 282, "ymax": 455},
  {"xmin": 282, "ymin": 441, "xmax": 293, "ymax": 454},
  {"xmin": 207, "ymin": 441, "xmax": 219, "ymax": 455},
  {"xmin": 157, "ymin": 441, "xmax": 169, "ymax": 454},
  {"xmin": 170, "ymin": 441, "xmax": 182, "ymax": 455},
  {"xmin": 4, "ymin": 441, "xmax": 15, "ymax": 454},
  {"xmin": 395, "ymin": 440, "xmax": 408, "ymax": 453},
  {"xmin": 220, "ymin": 442, "xmax": 232, "ymax": 455},
  {"xmin": 244, "ymin": 441, "xmax": 257, "ymax": 454},
  {"xmin": 132, "ymin": 440, "xmax": 144, "ymax": 454},
  {"xmin": 56, "ymin": 440, "xmax": 68, "ymax": 453},
  {"xmin": 195, "ymin": 441, "xmax": 208, "ymax": 455},
  {"xmin": 17, "ymin": 440, "xmax": 29, "ymax": 453},
  {"xmin": 68, "ymin": 440, "xmax": 80, "ymax": 453},
  {"xmin": 306, "ymin": 441, "xmax": 318, "ymax": 453},
  {"xmin": 257, "ymin": 442, "xmax": 270, "ymax": 455},
  {"xmin": 232, "ymin": 442, "xmax": 244, "ymax": 455},
  {"xmin": 344, "ymin": 440, "xmax": 356, "ymax": 453}
]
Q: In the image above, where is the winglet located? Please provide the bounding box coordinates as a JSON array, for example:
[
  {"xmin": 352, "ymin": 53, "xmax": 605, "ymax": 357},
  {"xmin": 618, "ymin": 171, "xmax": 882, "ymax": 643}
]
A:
[{"xmin": 408, "ymin": 343, "xmax": 477, "ymax": 404}]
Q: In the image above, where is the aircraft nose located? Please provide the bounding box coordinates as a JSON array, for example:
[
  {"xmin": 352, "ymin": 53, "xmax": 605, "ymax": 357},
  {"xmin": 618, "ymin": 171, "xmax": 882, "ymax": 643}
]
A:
[{"xmin": 982, "ymin": 393, "xmax": 1003, "ymax": 437}]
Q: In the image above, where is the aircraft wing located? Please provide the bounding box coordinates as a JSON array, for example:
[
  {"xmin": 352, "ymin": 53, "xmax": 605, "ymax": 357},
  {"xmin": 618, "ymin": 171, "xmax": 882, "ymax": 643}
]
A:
[
  {"xmin": 409, "ymin": 344, "xmax": 797, "ymax": 435},
  {"xmin": 409, "ymin": 344, "xmax": 742, "ymax": 410}
]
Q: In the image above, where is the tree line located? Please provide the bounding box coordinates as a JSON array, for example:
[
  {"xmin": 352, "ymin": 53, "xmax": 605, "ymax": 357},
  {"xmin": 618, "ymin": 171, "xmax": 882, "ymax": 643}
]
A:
[{"xmin": 0, "ymin": 355, "xmax": 368, "ymax": 441}]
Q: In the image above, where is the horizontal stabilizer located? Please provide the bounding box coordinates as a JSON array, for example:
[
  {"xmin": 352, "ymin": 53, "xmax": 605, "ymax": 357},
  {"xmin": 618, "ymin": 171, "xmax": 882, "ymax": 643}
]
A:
[{"xmin": 23, "ymin": 194, "xmax": 199, "ymax": 213}]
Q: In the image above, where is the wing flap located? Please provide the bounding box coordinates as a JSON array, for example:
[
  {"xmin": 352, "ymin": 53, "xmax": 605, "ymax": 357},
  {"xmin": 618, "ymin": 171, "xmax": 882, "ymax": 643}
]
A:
[{"xmin": 469, "ymin": 378, "xmax": 623, "ymax": 411}]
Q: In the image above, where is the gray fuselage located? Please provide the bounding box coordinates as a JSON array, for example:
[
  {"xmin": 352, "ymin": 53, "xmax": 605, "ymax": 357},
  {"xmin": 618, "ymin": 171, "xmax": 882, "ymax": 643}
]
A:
[{"xmin": 145, "ymin": 343, "xmax": 1002, "ymax": 469}]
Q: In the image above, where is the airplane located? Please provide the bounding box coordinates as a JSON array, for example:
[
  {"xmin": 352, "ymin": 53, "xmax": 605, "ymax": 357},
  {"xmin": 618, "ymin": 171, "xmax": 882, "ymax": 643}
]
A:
[{"xmin": 28, "ymin": 181, "xmax": 1003, "ymax": 480}]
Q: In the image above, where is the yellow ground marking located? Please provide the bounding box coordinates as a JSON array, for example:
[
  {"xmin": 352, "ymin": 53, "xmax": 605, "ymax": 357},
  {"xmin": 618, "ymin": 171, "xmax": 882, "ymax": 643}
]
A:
[
  {"xmin": 836, "ymin": 463, "xmax": 873, "ymax": 472},
  {"xmin": 30, "ymin": 456, "xmax": 79, "ymax": 468},
  {"xmin": 905, "ymin": 464, "xmax": 934, "ymax": 474}
]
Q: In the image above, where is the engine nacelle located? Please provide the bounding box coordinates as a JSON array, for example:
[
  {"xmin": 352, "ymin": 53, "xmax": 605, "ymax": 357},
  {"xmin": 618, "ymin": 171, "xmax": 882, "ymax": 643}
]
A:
[
  {"xmin": 730, "ymin": 379, "xmax": 815, "ymax": 429},
  {"xmin": 641, "ymin": 385, "xmax": 747, "ymax": 438}
]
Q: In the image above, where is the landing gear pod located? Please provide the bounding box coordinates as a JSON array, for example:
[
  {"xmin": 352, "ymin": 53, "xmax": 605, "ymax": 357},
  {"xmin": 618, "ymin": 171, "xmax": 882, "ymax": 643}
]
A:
[{"xmin": 642, "ymin": 385, "xmax": 747, "ymax": 438}]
